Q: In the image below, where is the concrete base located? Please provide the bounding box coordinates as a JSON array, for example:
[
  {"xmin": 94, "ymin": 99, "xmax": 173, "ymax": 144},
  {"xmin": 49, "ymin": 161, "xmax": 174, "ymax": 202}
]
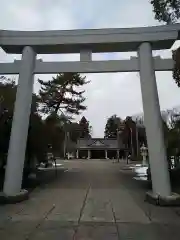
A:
[
  {"xmin": 0, "ymin": 189, "xmax": 29, "ymax": 205},
  {"xmin": 146, "ymin": 191, "xmax": 180, "ymax": 206}
]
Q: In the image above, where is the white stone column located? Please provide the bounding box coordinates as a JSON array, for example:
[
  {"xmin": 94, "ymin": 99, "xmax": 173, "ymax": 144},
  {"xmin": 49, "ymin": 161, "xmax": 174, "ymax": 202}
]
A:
[
  {"xmin": 3, "ymin": 46, "xmax": 36, "ymax": 196},
  {"xmin": 142, "ymin": 154, "xmax": 147, "ymax": 166},
  {"xmin": 117, "ymin": 150, "xmax": 120, "ymax": 160},
  {"xmin": 105, "ymin": 150, "xmax": 108, "ymax": 159},
  {"xmin": 76, "ymin": 150, "xmax": 79, "ymax": 159},
  {"xmin": 80, "ymin": 49, "xmax": 92, "ymax": 61},
  {"xmin": 88, "ymin": 150, "xmax": 91, "ymax": 159},
  {"xmin": 138, "ymin": 42, "xmax": 171, "ymax": 197}
]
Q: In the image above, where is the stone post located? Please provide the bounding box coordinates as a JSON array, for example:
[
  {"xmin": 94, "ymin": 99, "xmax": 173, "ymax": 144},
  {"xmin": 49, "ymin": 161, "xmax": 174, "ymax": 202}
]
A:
[
  {"xmin": 80, "ymin": 49, "xmax": 92, "ymax": 61},
  {"xmin": 117, "ymin": 150, "xmax": 120, "ymax": 160},
  {"xmin": 88, "ymin": 150, "xmax": 91, "ymax": 159},
  {"xmin": 3, "ymin": 46, "xmax": 36, "ymax": 197},
  {"xmin": 105, "ymin": 150, "xmax": 108, "ymax": 159},
  {"xmin": 138, "ymin": 42, "xmax": 171, "ymax": 198},
  {"xmin": 76, "ymin": 150, "xmax": 79, "ymax": 159}
]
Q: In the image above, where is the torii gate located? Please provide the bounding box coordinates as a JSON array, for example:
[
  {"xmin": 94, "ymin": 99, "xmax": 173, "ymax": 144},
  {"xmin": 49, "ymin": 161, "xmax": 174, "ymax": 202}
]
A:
[{"xmin": 0, "ymin": 24, "xmax": 180, "ymax": 205}]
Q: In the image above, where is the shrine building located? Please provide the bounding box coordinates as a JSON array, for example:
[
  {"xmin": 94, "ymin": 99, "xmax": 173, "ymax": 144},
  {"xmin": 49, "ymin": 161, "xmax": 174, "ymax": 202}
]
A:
[{"xmin": 75, "ymin": 138, "xmax": 125, "ymax": 159}]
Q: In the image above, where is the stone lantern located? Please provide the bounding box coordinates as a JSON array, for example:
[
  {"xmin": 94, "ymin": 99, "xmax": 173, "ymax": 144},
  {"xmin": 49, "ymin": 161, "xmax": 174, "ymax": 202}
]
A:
[{"xmin": 140, "ymin": 143, "xmax": 148, "ymax": 166}]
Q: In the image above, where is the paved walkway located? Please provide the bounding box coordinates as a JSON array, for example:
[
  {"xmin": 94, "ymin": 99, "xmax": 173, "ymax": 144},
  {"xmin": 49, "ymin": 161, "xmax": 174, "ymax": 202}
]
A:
[{"xmin": 1, "ymin": 159, "xmax": 180, "ymax": 239}]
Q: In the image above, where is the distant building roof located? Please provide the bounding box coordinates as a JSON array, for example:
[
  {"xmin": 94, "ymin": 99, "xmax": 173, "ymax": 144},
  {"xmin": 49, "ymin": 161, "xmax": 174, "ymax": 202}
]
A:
[{"xmin": 76, "ymin": 138, "xmax": 124, "ymax": 150}]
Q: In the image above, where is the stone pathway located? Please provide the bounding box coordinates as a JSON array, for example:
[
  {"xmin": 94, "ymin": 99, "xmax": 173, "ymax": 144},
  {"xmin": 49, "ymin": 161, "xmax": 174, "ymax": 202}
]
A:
[{"xmin": 0, "ymin": 159, "xmax": 180, "ymax": 239}]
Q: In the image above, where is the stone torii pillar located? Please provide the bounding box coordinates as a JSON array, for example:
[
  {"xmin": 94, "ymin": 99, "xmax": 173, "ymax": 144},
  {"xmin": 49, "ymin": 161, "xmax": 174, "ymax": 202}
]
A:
[
  {"xmin": 76, "ymin": 150, "xmax": 79, "ymax": 159},
  {"xmin": 138, "ymin": 42, "xmax": 180, "ymax": 205},
  {"xmin": 117, "ymin": 150, "xmax": 120, "ymax": 160},
  {"xmin": 3, "ymin": 46, "xmax": 36, "ymax": 200},
  {"xmin": 87, "ymin": 150, "xmax": 91, "ymax": 159},
  {"xmin": 105, "ymin": 150, "xmax": 108, "ymax": 159}
]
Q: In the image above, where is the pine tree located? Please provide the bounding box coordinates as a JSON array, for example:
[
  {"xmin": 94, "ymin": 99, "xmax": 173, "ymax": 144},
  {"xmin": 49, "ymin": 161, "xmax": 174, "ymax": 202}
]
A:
[
  {"xmin": 38, "ymin": 73, "xmax": 89, "ymax": 117},
  {"xmin": 104, "ymin": 115, "xmax": 123, "ymax": 138},
  {"xmin": 172, "ymin": 47, "xmax": 180, "ymax": 87},
  {"xmin": 150, "ymin": 1, "xmax": 180, "ymax": 88},
  {"xmin": 79, "ymin": 116, "xmax": 92, "ymax": 138},
  {"xmin": 150, "ymin": 0, "xmax": 180, "ymax": 24}
]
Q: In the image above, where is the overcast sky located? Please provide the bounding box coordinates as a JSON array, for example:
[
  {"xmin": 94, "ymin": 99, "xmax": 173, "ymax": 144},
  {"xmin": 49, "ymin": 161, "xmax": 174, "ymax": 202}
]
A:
[{"xmin": 0, "ymin": 0, "xmax": 180, "ymax": 137}]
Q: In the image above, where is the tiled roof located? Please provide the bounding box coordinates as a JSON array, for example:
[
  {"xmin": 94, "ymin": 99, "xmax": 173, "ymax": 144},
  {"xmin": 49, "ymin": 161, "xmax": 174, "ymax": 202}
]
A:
[{"xmin": 76, "ymin": 138, "xmax": 123, "ymax": 149}]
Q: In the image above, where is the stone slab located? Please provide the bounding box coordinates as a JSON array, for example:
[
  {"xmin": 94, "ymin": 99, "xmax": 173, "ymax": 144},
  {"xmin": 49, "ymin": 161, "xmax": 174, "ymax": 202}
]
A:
[
  {"xmin": 45, "ymin": 189, "xmax": 87, "ymax": 224},
  {"xmin": 38, "ymin": 220, "xmax": 77, "ymax": 229},
  {"xmin": 32, "ymin": 228, "xmax": 74, "ymax": 240},
  {"xmin": 0, "ymin": 217, "xmax": 11, "ymax": 230},
  {"xmin": 0, "ymin": 204, "xmax": 24, "ymax": 229},
  {"xmin": 148, "ymin": 205, "xmax": 180, "ymax": 224},
  {"xmin": 109, "ymin": 189, "xmax": 150, "ymax": 223},
  {"xmin": 81, "ymin": 189, "xmax": 114, "ymax": 223},
  {"xmin": 0, "ymin": 230, "xmax": 26, "ymax": 240},
  {"xmin": 10, "ymin": 199, "xmax": 54, "ymax": 221},
  {"xmin": 0, "ymin": 220, "xmax": 40, "ymax": 239},
  {"xmin": 74, "ymin": 225, "xmax": 118, "ymax": 240},
  {"xmin": 117, "ymin": 223, "xmax": 180, "ymax": 240}
]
